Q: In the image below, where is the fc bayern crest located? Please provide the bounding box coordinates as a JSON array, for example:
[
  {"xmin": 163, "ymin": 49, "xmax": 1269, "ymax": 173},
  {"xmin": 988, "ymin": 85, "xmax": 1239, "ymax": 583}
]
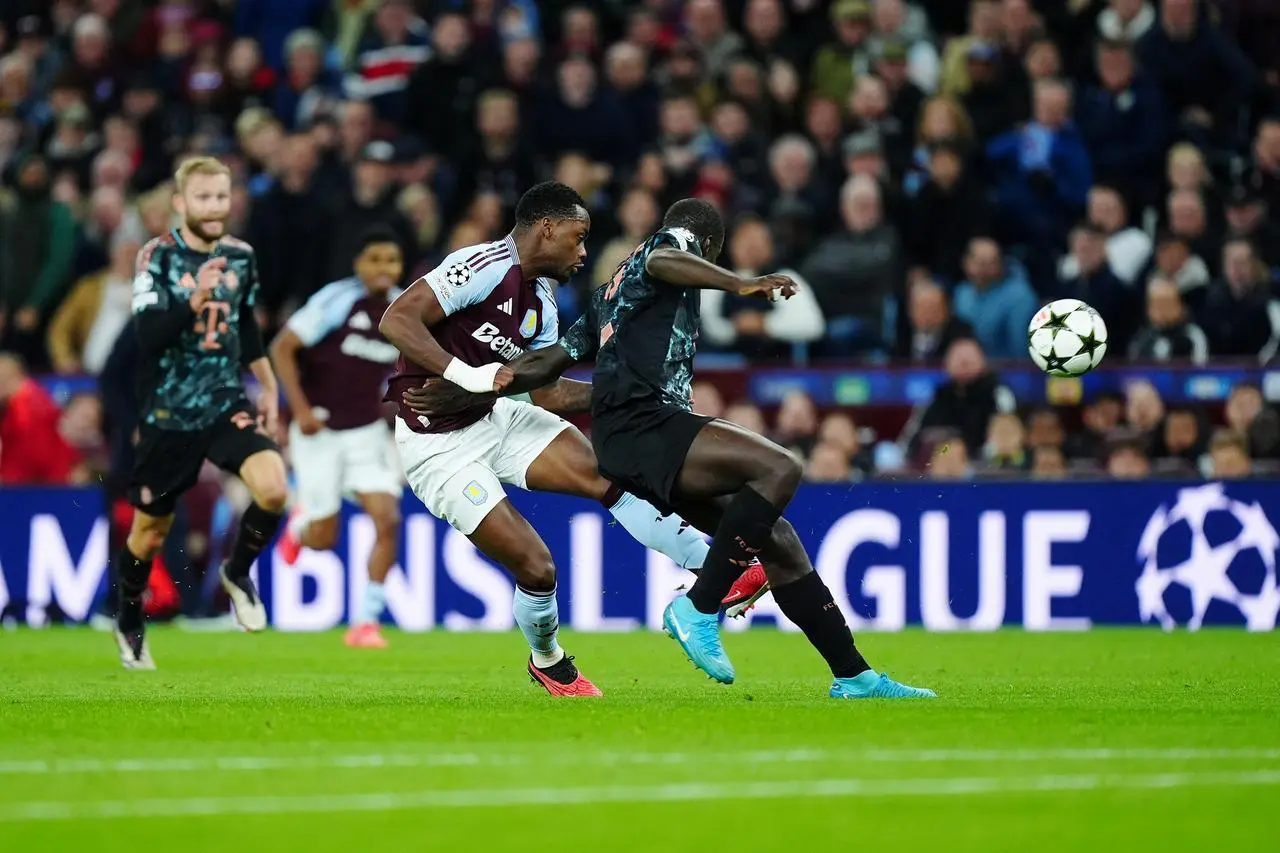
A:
[{"xmin": 445, "ymin": 264, "xmax": 473, "ymax": 286}]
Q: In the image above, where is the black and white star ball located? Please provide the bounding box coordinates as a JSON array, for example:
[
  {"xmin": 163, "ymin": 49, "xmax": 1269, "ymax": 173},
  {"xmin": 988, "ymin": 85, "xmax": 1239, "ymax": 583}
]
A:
[{"xmin": 1027, "ymin": 298, "xmax": 1109, "ymax": 377}]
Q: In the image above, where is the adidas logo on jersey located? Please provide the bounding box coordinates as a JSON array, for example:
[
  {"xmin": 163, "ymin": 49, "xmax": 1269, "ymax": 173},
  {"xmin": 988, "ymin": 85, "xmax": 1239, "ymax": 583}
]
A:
[
  {"xmin": 348, "ymin": 311, "xmax": 373, "ymax": 330},
  {"xmin": 471, "ymin": 321, "xmax": 526, "ymax": 360},
  {"xmin": 497, "ymin": 298, "xmax": 514, "ymax": 315}
]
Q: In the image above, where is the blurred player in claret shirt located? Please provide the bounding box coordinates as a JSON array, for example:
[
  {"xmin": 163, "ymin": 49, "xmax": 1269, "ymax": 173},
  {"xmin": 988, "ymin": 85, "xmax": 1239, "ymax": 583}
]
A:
[
  {"xmin": 380, "ymin": 182, "xmax": 758, "ymax": 697},
  {"xmin": 117, "ymin": 157, "xmax": 289, "ymax": 669},
  {"xmin": 423, "ymin": 198, "xmax": 933, "ymax": 699},
  {"xmin": 270, "ymin": 227, "xmax": 405, "ymax": 649}
]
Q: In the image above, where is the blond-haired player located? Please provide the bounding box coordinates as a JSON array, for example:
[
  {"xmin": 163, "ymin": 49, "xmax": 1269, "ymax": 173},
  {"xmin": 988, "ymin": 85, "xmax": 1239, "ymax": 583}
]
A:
[{"xmin": 114, "ymin": 156, "xmax": 288, "ymax": 668}]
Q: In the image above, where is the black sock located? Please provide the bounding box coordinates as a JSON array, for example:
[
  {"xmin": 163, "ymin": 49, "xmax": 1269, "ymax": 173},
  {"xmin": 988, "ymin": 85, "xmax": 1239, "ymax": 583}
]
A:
[
  {"xmin": 225, "ymin": 503, "xmax": 285, "ymax": 581},
  {"xmin": 115, "ymin": 546, "xmax": 152, "ymax": 634},
  {"xmin": 686, "ymin": 487, "xmax": 780, "ymax": 614},
  {"xmin": 771, "ymin": 571, "xmax": 870, "ymax": 679}
]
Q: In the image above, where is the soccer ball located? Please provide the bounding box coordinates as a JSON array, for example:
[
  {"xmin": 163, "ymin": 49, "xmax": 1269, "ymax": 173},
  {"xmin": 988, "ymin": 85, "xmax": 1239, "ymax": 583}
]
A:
[
  {"xmin": 1136, "ymin": 483, "xmax": 1280, "ymax": 631},
  {"xmin": 1026, "ymin": 299, "xmax": 1108, "ymax": 377}
]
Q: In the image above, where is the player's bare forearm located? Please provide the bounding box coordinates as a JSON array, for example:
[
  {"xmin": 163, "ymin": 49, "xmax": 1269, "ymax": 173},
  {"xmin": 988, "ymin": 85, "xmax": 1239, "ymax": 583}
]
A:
[
  {"xmin": 401, "ymin": 345, "xmax": 579, "ymax": 416},
  {"xmin": 529, "ymin": 378, "xmax": 592, "ymax": 414},
  {"xmin": 268, "ymin": 329, "xmax": 311, "ymax": 417},
  {"xmin": 504, "ymin": 345, "xmax": 577, "ymax": 394},
  {"xmin": 378, "ymin": 283, "xmax": 455, "ymax": 376},
  {"xmin": 645, "ymin": 248, "xmax": 744, "ymax": 291}
]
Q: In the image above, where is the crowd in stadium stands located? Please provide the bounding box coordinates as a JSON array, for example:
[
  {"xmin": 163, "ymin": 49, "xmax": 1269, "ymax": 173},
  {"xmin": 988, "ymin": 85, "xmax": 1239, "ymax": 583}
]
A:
[{"xmin": 2, "ymin": 0, "xmax": 1280, "ymax": 493}]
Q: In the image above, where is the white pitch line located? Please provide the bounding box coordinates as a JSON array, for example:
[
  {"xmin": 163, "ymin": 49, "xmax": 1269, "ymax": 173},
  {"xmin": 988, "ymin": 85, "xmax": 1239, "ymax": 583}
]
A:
[
  {"xmin": 2, "ymin": 770, "xmax": 1279, "ymax": 822},
  {"xmin": 0, "ymin": 747, "xmax": 1278, "ymax": 776}
]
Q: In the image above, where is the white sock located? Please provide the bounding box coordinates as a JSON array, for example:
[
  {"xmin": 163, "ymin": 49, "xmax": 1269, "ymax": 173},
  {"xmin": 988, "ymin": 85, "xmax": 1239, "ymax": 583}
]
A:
[
  {"xmin": 361, "ymin": 581, "xmax": 386, "ymax": 626},
  {"xmin": 513, "ymin": 585, "xmax": 564, "ymax": 668},
  {"xmin": 607, "ymin": 491, "xmax": 709, "ymax": 570}
]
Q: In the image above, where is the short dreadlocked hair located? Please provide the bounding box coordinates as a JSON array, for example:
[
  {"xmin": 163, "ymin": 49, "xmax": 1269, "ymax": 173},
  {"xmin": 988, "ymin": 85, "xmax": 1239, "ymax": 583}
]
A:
[
  {"xmin": 662, "ymin": 198, "xmax": 725, "ymax": 262},
  {"xmin": 514, "ymin": 181, "xmax": 589, "ymax": 230}
]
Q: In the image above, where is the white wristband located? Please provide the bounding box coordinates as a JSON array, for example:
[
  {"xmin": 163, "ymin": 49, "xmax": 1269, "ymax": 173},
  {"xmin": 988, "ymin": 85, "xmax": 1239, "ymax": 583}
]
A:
[{"xmin": 443, "ymin": 358, "xmax": 502, "ymax": 394}]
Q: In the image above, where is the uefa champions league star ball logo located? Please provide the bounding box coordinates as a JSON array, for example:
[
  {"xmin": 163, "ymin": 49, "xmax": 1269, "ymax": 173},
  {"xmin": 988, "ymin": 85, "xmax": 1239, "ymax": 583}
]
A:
[{"xmin": 1135, "ymin": 483, "xmax": 1280, "ymax": 631}]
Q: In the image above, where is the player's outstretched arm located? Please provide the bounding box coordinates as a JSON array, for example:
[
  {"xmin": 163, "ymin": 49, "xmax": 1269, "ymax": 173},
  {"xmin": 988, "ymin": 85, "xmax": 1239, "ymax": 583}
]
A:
[
  {"xmin": 645, "ymin": 248, "xmax": 798, "ymax": 301},
  {"xmin": 269, "ymin": 328, "xmax": 318, "ymax": 433}
]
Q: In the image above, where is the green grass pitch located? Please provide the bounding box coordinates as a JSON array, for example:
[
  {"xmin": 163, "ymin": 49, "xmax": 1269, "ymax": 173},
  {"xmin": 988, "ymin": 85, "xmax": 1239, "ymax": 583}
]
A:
[{"xmin": 1, "ymin": 628, "xmax": 1277, "ymax": 851}]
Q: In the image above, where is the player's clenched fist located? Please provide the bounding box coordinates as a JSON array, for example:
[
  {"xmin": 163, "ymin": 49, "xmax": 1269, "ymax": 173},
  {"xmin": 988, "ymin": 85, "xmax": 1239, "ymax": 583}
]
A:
[
  {"xmin": 191, "ymin": 256, "xmax": 226, "ymax": 310},
  {"xmin": 738, "ymin": 273, "xmax": 798, "ymax": 302}
]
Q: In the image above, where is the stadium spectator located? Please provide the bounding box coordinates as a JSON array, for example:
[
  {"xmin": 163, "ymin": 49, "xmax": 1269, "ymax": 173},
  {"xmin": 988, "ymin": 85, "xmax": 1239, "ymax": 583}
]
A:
[
  {"xmin": 810, "ymin": 0, "xmax": 874, "ymax": 104},
  {"xmin": 535, "ymin": 56, "xmax": 632, "ymax": 173},
  {"xmin": 1068, "ymin": 391, "xmax": 1125, "ymax": 461},
  {"xmin": 952, "ymin": 237, "xmax": 1038, "ymax": 359},
  {"xmin": 939, "ymin": 0, "xmax": 1001, "ymax": 98},
  {"xmin": 58, "ymin": 390, "xmax": 106, "ymax": 483},
  {"xmin": 273, "ymin": 28, "xmax": 336, "ymax": 131},
  {"xmin": 1137, "ymin": 0, "xmax": 1255, "ymax": 152},
  {"xmin": 345, "ymin": 0, "xmax": 429, "ymax": 123},
  {"xmin": 685, "ymin": 0, "xmax": 744, "ymax": 80},
  {"xmin": 903, "ymin": 337, "xmax": 1016, "ymax": 457},
  {"xmin": 1208, "ymin": 428, "xmax": 1253, "ymax": 478},
  {"xmin": 604, "ymin": 42, "xmax": 660, "ymax": 153},
  {"xmin": 926, "ymin": 431, "xmax": 972, "ymax": 479},
  {"xmin": 0, "ymin": 153, "xmax": 76, "ymax": 369},
  {"xmin": 46, "ymin": 233, "xmax": 139, "ymax": 376},
  {"xmin": 1224, "ymin": 184, "xmax": 1280, "ymax": 272},
  {"xmin": 959, "ymin": 40, "xmax": 1020, "ymax": 144},
  {"xmin": 869, "ymin": 0, "xmax": 939, "ymax": 94},
  {"xmin": 1248, "ymin": 116, "xmax": 1280, "ymax": 213},
  {"xmin": 1074, "ymin": 39, "xmax": 1166, "ymax": 208},
  {"xmin": 592, "ymin": 186, "xmax": 658, "ymax": 285},
  {"xmin": 1125, "ymin": 380, "xmax": 1166, "ymax": 443},
  {"xmin": 701, "ymin": 216, "xmax": 824, "ymax": 358},
  {"xmin": 723, "ymin": 399, "xmax": 768, "ymax": 435},
  {"xmin": 986, "ymin": 77, "xmax": 1092, "ymax": 285},
  {"xmin": 1128, "ymin": 275, "xmax": 1209, "ymax": 364},
  {"xmin": 0, "ymin": 353, "xmax": 79, "ymax": 484},
  {"xmin": 1225, "ymin": 382, "xmax": 1280, "ymax": 459},
  {"xmin": 803, "ymin": 174, "xmax": 902, "ymax": 355},
  {"xmin": 741, "ymin": 0, "xmax": 808, "ymax": 73},
  {"xmin": 323, "ymin": 140, "xmax": 414, "ymax": 281},
  {"xmin": 1165, "ymin": 187, "xmax": 1220, "ymax": 276},
  {"xmin": 983, "ymin": 411, "xmax": 1029, "ymax": 471},
  {"xmin": 847, "ymin": 73, "xmax": 912, "ymax": 177},
  {"xmin": 709, "ymin": 100, "xmax": 769, "ymax": 206},
  {"xmin": 1198, "ymin": 238, "xmax": 1280, "ymax": 361},
  {"xmin": 773, "ymin": 389, "xmax": 819, "ymax": 458},
  {"xmin": 805, "ymin": 441, "xmax": 853, "ymax": 483},
  {"xmin": 816, "ymin": 411, "xmax": 874, "ymax": 477},
  {"xmin": 894, "ymin": 275, "xmax": 974, "ymax": 363},
  {"xmin": 1026, "ymin": 407, "xmax": 1067, "ymax": 453},
  {"xmin": 1056, "ymin": 221, "xmax": 1135, "ymax": 352},
  {"xmin": 1157, "ymin": 405, "xmax": 1207, "ymax": 465},
  {"xmin": 1030, "ymin": 444, "xmax": 1068, "ymax": 479},
  {"xmin": 247, "ymin": 132, "xmax": 329, "ymax": 316},
  {"xmin": 1148, "ymin": 230, "xmax": 1210, "ymax": 306},
  {"xmin": 1079, "ymin": 185, "xmax": 1151, "ymax": 285},
  {"xmin": 903, "ymin": 138, "xmax": 994, "ymax": 283},
  {"xmin": 1106, "ymin": 433, "xmax": 1151, "ymax": 478}
]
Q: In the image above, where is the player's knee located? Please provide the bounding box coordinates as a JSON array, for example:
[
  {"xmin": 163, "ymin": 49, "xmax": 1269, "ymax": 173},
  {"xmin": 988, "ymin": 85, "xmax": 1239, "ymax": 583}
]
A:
[
  {"xmin": 371, "ymin": 509, "xmax": 401, "ymax": 541},
  {"xmin": 127, "ymin": 526, "xmax": 165, "ymax": 559},
  {"xmin": 253, "ymin": 481, "xmax": 289, "ymax": 513},
  {"xmin": 755, "ymin": 449, "xmax": 803, "ymax": 506},
  {"xmin": 513, "ymin": 551, "xmax": 557, "ymax": 592}
]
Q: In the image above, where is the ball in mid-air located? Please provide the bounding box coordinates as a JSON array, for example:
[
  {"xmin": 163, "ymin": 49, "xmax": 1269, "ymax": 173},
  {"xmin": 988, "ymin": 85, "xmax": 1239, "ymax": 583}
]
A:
[{"xmin": 1027, "ymin": 298, "xmax": 1108, "ymax": 377}]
